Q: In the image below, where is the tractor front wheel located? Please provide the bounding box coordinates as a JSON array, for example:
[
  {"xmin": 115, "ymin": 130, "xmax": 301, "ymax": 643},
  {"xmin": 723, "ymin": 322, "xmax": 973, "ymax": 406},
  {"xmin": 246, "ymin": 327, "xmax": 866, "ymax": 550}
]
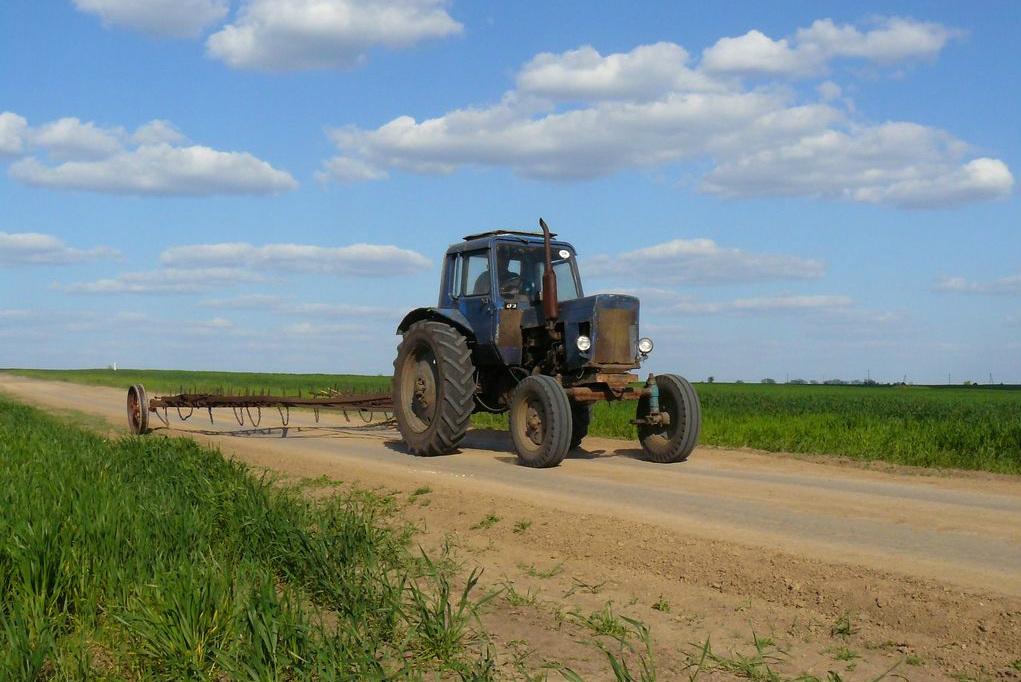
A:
[
  {"xmin": 509, "ymin": 375, "xmax": 572, "ymax": 468},
  {"xmin": 636, "ymin": 374, "xmax": 701, "ymax": 463},
  {"xmin": 392, "ymin": 321, "xmax": 475, "ymax": 456}
]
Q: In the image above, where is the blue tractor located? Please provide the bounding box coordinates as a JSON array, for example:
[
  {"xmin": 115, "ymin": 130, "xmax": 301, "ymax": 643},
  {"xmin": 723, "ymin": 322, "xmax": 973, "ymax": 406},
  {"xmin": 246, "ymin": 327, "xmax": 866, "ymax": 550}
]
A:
[{"xmin": 392, "ymin": 219, "xmax": 701, "ymax": 468}]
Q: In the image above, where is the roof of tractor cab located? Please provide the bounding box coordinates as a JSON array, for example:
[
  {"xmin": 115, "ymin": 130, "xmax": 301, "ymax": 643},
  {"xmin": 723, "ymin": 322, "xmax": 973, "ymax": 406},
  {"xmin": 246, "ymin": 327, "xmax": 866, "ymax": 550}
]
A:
[
  {"xmin": 462, "ymin": 229, "xmax": 555, "ymax": 241},
  {"xmin": 448, "ymin": 230, "xmax": 575, "ymax": 255}
]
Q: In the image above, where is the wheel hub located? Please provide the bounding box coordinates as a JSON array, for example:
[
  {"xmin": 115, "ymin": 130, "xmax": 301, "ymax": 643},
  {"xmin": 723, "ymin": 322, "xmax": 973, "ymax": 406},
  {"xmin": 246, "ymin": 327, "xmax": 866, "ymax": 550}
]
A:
[
  {"xmin": 525, "ymin": 402, "xmax": 544, "ymax": 445},
  {"xmin": 410, "ymin": 358, "xmax": 436, "ymax": 425}
]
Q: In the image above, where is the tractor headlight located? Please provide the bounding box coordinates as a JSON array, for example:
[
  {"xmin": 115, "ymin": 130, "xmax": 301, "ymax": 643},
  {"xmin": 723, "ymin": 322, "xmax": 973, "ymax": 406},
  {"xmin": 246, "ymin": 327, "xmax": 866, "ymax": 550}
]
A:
[
  {"xmin": 576, "ymin": 335, "xmax": 592, "ymax": 352},
  {"xmin": 638, "ymin": 337, "xmax": 654, "ymax": 354}
]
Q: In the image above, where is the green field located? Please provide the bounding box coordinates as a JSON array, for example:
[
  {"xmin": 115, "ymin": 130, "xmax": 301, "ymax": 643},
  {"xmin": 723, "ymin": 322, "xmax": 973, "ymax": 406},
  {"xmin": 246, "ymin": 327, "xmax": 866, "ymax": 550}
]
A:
[
  {"xmin": 8, "ymin": 368, "xmax": 1021, "ymax": 474},
  {"xmin": 0, "ymin": 395, "xmax": 499, "ymax": 679}
]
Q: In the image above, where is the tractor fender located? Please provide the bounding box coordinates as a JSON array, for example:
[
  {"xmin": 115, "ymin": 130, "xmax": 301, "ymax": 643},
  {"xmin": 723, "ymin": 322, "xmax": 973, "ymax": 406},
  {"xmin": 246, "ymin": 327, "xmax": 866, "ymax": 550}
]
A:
[{"xmin": 396, "ymin": 307, "xmax": 474, "ymax": 340}]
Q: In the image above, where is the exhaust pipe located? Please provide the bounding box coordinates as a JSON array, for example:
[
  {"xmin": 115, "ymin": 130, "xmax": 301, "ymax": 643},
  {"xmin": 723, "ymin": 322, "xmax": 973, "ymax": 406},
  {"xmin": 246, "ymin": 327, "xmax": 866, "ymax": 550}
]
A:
[{"xmin": 539, "ymin": 217, "xmax": 559, "ymax": 324}]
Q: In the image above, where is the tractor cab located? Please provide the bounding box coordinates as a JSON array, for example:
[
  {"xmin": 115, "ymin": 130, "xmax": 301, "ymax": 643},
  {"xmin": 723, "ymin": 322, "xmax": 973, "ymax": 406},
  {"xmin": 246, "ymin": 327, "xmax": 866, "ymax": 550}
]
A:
[{"xmin": 438, "ymin": 231, "xmax": 580, "ymax": 365}]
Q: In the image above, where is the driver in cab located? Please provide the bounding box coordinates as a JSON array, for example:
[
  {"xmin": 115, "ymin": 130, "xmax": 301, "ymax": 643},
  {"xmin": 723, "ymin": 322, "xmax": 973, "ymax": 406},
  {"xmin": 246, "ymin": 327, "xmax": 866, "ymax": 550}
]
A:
[{"xmin": 473, "ymin": 248, "xmax": 527, "ymax": 297}]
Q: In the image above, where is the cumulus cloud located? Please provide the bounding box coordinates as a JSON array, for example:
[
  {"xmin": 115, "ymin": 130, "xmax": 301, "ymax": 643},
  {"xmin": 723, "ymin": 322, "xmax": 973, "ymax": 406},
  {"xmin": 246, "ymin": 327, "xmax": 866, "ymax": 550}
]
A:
[
  {"xmin": 0, "ymin": 112, "xmax": 29, "ymax": 156},
  {"xmin": 701, "ymin": 124, "xmax": 1015, "ymax": 207},
  {"xmin": 206, "ymin": 0, "xmax": 462, "ymax": 71},
  {"xmin": 131, "ymin": 119, "xmax": 186, "ymax": 145},
  {"xmin": 701, "ymin": 17, "xmax": 958, "ymax": 77},
  {"xmin": 30, "ymin": 118, "xmax": 124, "ymax": 160},
  {"xmin": 2, "ymin": 113, "xmax": 297, "ymax": 196},
  {"xmin": 160, "ymin": 242, "xmax": 431, "ymax": 276},
  {"xmin": 934, "ymin": 273, "xmax": 1021, "ymax": 295},
  {"xmin": 0, "ymin": 232, "xmax": 119, "ymax": 265},
  {"xmin": 57, "ymin": 267, "xmax": 263, "ymax": 295},
  {"xmin": 318, "ymin": 24, "xmax": 1011, "ymax": 208},
  {"xmin": 516, "ymin": 42, "xmax": 725, "ymax": 101},
  {"xmin": 585, "ymin": 238, "xmax": 824, "ymax": 284},
  {"xmin": 73, "ymin": 0, "xmax": 229, "ymax": 38}
]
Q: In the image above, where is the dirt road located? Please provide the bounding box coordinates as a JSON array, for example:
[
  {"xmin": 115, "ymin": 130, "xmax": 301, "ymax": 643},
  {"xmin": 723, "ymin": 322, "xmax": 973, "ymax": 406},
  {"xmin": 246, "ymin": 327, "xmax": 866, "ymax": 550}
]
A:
[{"xmin": 3, "ymin": 373, "xmax": 1020, "ymax": 680}]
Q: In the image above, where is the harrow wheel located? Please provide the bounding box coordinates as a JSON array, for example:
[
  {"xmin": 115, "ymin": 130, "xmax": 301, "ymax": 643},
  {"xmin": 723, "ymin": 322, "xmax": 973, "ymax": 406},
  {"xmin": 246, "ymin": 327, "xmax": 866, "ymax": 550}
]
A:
[
  {"xmin": 392, "ymin": 321, "xmax": 475, "ymax": 456},
  {"xmin": 569, "ymin": 400, "xmax": 592, "ymax": 451},
  {"xmin": 636, "ymin": 374, "xmax": 700, "ymax": 463},
  {"xmin": 509, "ymin": 375, "xmax": 572, "ymax": 468},
  {"xmin": 127, "ymin": 384, "xmax": 149, "ymax": 435}
]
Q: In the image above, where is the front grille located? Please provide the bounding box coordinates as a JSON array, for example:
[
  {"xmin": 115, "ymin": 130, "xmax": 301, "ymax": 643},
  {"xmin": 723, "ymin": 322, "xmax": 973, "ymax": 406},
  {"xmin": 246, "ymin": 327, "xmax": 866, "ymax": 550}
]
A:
[{"xmin": 593, "ymin": 307, "xmax": 636, "ymax": 365}]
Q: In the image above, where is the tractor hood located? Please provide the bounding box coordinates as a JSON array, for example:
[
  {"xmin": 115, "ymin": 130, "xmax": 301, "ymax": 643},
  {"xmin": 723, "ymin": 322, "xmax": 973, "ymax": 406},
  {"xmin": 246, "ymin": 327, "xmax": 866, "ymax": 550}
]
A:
[{"xmin": 559, "ymin": 294, "xmax": 640, "ymax": 371}]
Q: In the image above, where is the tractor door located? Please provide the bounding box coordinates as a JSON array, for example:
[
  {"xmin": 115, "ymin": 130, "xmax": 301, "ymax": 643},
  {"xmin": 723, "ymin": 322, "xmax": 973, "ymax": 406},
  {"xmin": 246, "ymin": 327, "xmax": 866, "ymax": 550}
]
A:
[
  {"xmin": 454, "ymin": 249, "xmax": 498, "ymax": 365},
  {"xmin": 492, "ymin": 244, "xmax": 532, "ymax": 366}
]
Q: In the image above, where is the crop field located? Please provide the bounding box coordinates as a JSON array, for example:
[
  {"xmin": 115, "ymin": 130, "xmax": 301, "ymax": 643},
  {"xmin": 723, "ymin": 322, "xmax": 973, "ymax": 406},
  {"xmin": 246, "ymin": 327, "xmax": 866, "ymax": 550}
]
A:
[
  {"xmin": 8, "ymin": 368, "xmax": 1021, "ymax": 474},
  {"xmin": 0, "ymin": 395, "xmax": 496, "ymax": 678}
]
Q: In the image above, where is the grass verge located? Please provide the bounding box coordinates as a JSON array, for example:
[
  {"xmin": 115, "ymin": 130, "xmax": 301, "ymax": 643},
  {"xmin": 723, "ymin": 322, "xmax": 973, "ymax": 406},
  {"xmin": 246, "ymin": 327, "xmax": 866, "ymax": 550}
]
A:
[{"xmin": 0, "ymin": 395, "xmax": 493, "ymax": 679}]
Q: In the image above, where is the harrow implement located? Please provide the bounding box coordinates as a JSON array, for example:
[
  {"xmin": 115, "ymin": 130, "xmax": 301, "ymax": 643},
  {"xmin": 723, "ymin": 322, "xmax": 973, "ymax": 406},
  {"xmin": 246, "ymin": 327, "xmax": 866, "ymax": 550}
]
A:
[{"xmin": 126, "ymin": 384, "xmax": 394, "ymax": 434}]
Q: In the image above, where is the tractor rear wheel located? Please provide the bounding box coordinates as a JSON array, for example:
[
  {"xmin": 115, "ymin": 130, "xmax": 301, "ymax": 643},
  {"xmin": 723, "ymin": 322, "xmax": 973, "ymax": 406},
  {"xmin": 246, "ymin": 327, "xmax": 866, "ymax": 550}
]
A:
[
  {"xmin": 127, "ymin": 384, "xmax": 149, "ymax": 434},
  {"xmin": 393, "ymin": 321, "xmax": 475, "ymax": 456},
  {"xmin": 636, "ymin": 374, "xmax": 700, "ymax": 463},
  {"xmin": 569, "ymin": 400, "xmax": 592, "ymax": 450},
  {"xmin": 509, "ymin": 375, "xmax": 572, "ymax": 468}
]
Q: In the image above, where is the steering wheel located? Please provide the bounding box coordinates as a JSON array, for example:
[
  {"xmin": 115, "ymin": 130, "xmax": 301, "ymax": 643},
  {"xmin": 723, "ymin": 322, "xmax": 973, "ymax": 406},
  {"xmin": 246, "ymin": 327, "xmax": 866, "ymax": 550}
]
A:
[{"xmin": 500, "ymin": 275, "xmax": 524, "ymax": 298}]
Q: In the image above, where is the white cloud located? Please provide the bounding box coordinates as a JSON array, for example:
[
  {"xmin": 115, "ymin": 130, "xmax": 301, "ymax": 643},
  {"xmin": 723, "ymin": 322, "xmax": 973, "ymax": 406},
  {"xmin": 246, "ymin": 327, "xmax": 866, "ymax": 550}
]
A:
[
  {"xmin": 324, "ymin": 88, "xmax": 830, "ymax": 181},
  {"xmin": 131, "ymin": 119, "xmax": 186, "ymax": 145},
  {"xmin": 516, "ymin": 42, "xmax": 726, "ymax": 101},
  {"xmin": 160, "ymin": 242, "xmax": 431, "ymax": 276},
  {"xmin": 319, "ymin": 28, "xmax": 1010, "ymax": 208},
  {"xmin": 58, "ymin": 267, "xmax": 263, "ymax": 294},
  {"xmin": 206, "ymin": 0, "xmax": 462, "ymax": 71},
  {"xmin": 73, "ymin": 0, "xmax": 229, "ymax": 38},
  {"xmin": 0, "ymin": 232, "xmax": 119, "ymax": 265},
  {"xmin": 701, "ymin": 17, "xmax": 958, "ymax": 77},
  {"xmin": 585, "ymin": 238, "xmax": 824, "ymax": 284},
  {"xmin": 0, "ymin": 112, "xmax": 29, "ymax": 156},
  {"xmin": 701, "ymin": 124, "xmax": 1015, "ymax": 207},
  {"xmin": 671, "ymin": 294, "xmax": 854, "ymax": 315},
  {"xmin": 701, "ymin": 30, "xmax": 807, "ymax": 77},
  {"xmin": 934, "ymin": 273, "xmax": 1021, "ymax": 295},
  {"xmin": 3, "ymin": 113, "xmax": 297, "ymax": 196},
  {"xmin": 11, "ymin": 145, "xmax": 297, "ymax": 196},
  {"xmin": 31, "ymin": 118, "xmax": 124, "ymax": 160}
]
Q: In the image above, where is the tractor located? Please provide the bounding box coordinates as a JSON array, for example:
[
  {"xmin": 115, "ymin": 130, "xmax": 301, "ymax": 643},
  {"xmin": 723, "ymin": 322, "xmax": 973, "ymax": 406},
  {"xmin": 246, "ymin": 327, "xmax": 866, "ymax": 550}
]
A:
[{"xmin": 392, "ymin": 219, "xmax": 701, "ymax": 468}]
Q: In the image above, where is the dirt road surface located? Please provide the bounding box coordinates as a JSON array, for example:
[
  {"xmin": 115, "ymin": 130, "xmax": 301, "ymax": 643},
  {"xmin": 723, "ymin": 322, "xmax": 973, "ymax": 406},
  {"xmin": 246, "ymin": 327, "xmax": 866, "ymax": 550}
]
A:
[{"xmin": 3, "ymin": 373, "xmax": 1020, "ymax": 681}]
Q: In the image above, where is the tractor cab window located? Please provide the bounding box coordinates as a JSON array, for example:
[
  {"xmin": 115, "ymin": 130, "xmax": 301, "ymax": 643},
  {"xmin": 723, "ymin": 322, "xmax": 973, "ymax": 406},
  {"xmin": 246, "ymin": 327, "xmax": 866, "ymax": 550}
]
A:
[
  {"xmin": 494, "ymin": 243, "xmax": 580, "ymax": 304},
  {"xmin": 543, "ymin": 259, "xmax": 580, "ymax": 300},
  {"xmin": 462, "ymin": 250, "xmax": 490, "ymax": 296}
]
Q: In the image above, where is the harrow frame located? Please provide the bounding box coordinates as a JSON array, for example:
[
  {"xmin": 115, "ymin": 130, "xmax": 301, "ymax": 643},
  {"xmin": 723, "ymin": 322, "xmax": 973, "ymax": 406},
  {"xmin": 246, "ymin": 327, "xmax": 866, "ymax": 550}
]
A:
[{"xmin": 126, "ymin": 383, "xmax": 394, "ymax": 434}]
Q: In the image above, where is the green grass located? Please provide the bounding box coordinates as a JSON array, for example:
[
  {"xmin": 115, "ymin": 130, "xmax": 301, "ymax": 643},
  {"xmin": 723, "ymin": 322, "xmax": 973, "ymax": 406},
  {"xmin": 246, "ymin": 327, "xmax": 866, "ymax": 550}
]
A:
[
  {"xmin": 0, "ymin": 395, "xmax": 495, "ymax": 679},
  {"xmin": 7, "ymin": 368, "xmax": 1021, "ymax": 474},
  {"xmin": 480, "ymin": 381, "xmax": 1021, "ymax": 474}
]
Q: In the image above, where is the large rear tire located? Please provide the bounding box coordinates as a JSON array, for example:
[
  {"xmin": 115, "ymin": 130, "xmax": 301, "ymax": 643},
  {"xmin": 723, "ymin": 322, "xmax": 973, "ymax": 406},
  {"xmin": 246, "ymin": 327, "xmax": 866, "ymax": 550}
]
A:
[
  {"xmin": 569, "ymin": 400, "xmax": 592, "ymax": 451},
  {"xmin": 127, "ymin": 384, "xmax": 149, "ymax": 434},
  {"xmin": 636, "ymin": 374, "xmax": 700, "ymax": 463},
  {"xmin": 509, "ymin": 375, "xmax": 572, "ymax": 468},
  {"xmin": 392, "ymin": 321, "xmax": 475, "ymax": 456}
]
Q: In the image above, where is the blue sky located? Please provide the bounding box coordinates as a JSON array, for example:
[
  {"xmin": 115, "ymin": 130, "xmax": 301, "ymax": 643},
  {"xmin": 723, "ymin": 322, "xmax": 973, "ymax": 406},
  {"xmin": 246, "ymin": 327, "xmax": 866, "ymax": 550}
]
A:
[{"xmin": 1, "ymin": 0, "xmax": 1017, "ymax": 383}]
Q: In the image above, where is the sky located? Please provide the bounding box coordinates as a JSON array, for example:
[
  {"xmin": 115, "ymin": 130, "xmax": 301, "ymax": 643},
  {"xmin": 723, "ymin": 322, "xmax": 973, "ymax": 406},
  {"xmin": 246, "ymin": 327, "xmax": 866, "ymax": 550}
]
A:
[{"xmin": 0, "ymin": 0, "xmax": 1018, "ymax": 384}]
